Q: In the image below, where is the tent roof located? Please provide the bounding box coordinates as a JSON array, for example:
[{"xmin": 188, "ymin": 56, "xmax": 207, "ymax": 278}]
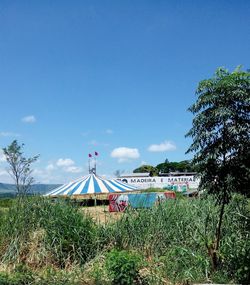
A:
[{"xmin": 45, "ymin": 173, "xmax": 138, "ymax": 196}]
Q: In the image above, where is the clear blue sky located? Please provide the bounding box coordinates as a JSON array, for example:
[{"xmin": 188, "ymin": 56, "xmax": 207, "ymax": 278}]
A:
[{"xmin": 0, "ymin": 0, "xmax": 249, "ymax": 183}]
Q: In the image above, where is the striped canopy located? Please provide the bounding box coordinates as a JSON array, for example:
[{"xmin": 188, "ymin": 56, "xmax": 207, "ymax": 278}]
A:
[{"xmin": 45, "ymin": 173, "xmax": 138, "ymax": 196}]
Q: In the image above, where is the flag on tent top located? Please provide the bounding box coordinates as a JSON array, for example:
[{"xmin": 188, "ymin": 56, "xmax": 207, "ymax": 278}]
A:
[
  {"xmin": 95, "ymin": 151, "xmax": 98, "ymax": 156},
  {"xmin": 88, "ymin": 153, "xmax": 92, "ymax": 158}
]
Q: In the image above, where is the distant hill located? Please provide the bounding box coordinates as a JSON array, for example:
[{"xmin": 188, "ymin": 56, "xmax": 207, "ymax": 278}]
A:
[{"xmin": 0, "ymin": 183, "xmax": 62, "ymax": 198}]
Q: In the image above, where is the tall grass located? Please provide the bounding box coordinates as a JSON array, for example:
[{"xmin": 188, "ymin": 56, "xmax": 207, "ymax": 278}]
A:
[
  {"xmin": 0, "ymin": 197, "xmax": 99, "ymax": 268},
  {"xmin": 102, "ymin": 195, "xmax": 249, "ymax": 283},
  {"xmin": 0, "ymin": 198, "xmax": 13, "ymax": 208},
  {"xmin": 0, "ymin": 195, "xmax": 249, "ymax": 284},
  {"xmin": 102, "ymin": 198, "xmax": 212, "ymax": 282}
]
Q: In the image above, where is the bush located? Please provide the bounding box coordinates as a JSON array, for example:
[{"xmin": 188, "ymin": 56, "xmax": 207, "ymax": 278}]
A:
[{"xmin": 105, "ymin": 249, "xmax": 143, "ymax": 285}]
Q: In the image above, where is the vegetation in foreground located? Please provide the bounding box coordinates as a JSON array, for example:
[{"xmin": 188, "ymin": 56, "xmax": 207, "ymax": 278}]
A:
[
  {"xmin": 0, "ymin": 66, "xmax": 249, "ymax": 284},
  {"xmin": 0, "ymin": 195, "xmax": 249, "ymax": 285}
]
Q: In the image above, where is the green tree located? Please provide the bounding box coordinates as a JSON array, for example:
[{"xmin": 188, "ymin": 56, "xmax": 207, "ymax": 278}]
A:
[
  {"xmin": 186, "ymin": 67, "xmax": 250, "ymax": 269},
  {"xmin": 3, "ymin": 140, "xmax": 39, "ymax": 197},
  {"xmin": 133, "ymin": 164, "xmax": 158, "ymax": 176},
  {"xmin": 156, "ymin": 160, "xmax": 196, "ymax": 173}
]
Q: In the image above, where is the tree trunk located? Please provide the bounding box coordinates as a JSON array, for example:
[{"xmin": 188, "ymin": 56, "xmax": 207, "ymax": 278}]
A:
[{"xmin": 208, "ymin": 187, "xmax": 226, "ymax": 271}]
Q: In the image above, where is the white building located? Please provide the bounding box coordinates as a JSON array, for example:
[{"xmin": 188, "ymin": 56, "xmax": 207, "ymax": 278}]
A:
[{"xmin": 116, "ymin": 172, "xmax": 200, "ymax": 190}]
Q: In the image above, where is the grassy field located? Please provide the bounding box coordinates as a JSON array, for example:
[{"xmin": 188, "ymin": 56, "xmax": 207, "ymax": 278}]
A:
[
  {"xmin": 0, "ymin": 195, "xmax": 249, "ymax": 284},
  {"xmin": 80, "ymin": 205, "xmax": 123, "ymax": 224}
]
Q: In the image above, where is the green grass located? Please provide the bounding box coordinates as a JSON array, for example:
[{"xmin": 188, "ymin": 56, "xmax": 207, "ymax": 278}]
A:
[
  {"xmin": 138, "ymin": 187, "xmax": 166, "ymax": 193},
  {"xmin": 0, "ymin": 195, "xmax": 249, "ymax": 284},
  {"xmin": 0, "ymin": 198, "xmax": 14, "ymax": 208}
]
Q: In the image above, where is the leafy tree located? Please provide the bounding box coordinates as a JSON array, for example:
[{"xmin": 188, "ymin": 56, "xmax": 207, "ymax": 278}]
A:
[
  {"xmin": 156, "ymin": 160, "xmax": 196, "ymax": 173},
  {"xmin": 133, "ymin": 161, "xmax": 197, "ymax": 175},
  {"xmin": 186, "ymin": 67, "xmax": 250, "ymax": 269},
  {"xmin": 3, "ymin": 140, "xmax": 39, "ymax": 197},
  {"xmin": 133, "ymin": 165, "xmax": 158, "ymax": 176}
]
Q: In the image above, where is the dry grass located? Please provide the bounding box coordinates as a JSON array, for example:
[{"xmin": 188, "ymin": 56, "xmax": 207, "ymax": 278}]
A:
[
  {"xmin": 79, "ymin": 205, "xmax": 123, "ymax": 224},
  {"xmin": 23, "ymin": 229, "xmax": 52, "ymax": 268}
]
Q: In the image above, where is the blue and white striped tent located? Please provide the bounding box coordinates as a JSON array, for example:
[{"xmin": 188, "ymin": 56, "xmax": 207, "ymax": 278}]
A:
[{"xmin": 45, "ymin": 173, "xmax": 138, "ymax": 196}]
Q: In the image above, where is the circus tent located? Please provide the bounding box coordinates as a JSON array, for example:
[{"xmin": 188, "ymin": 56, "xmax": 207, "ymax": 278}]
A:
[{"xmin": 45, "ymin": 173, "xmax": 138, "ymax": 197}]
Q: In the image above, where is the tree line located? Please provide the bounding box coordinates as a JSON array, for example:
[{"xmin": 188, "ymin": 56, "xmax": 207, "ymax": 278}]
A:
[{"xmin": 133, "ymin": 159, "xmax": 197, "ymax": 176}]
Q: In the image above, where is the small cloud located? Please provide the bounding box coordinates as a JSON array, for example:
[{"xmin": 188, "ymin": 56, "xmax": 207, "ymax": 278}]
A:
[
  {"xmin": 55, "ymin": 158, "xmax": 82, "ymax": 174},
  {"xmin": 111, "ymin": 147, "xmax": 140, "ymax": 163},
  {"xmin": 140, "ymin": 161, "xmax": 147, "ymax": 165},
  {"xmin": 0, "ymin": 132, "xmax": 20, "ymax": 137},
  {"xmin": 105, "ymin": 129, "xmax": 113, "ymax": 135},
  {"xmin": 56, "ymin": 158, "xmax": 75, "ymax": 167},
  {"xmin": 148, "ymin": 140, "xmax": 177, "ymax": 152},
  {"xmin": 64, "ymin": 166, "xmax": 82, "ymax": 173},
  {"xmin": 0, "ymin": 150, "xmax": 6, "ymax": 162},
  {"xmin": 46, "ymin": 163, "xmax": 56, "ymax": 171},
  {"xmin": 22, "ymin": 115, "xmax": 36, "ymax": 123}
]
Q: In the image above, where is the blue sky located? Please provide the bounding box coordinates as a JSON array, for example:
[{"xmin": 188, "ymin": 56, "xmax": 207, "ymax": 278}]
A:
[{"xmin": 0, "ymin": 0, "xmax": 249, "ymax": 183}]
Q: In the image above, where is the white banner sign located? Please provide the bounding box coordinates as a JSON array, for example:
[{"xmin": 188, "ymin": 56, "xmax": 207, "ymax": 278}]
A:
[{"xmin": 117, "ymin": 175, "xmax": 200, "ymax": 190}]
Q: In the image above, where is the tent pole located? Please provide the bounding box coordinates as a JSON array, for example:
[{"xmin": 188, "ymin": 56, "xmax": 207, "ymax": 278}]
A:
[{"xmin": 94, "ymin": 157, "xmax": 96, "ymax": 174}]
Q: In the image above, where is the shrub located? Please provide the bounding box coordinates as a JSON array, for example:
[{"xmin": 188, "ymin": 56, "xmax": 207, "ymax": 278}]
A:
[{"xmin": 105, "ymin": 249, "xmax": 143, "ymax": 285}]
